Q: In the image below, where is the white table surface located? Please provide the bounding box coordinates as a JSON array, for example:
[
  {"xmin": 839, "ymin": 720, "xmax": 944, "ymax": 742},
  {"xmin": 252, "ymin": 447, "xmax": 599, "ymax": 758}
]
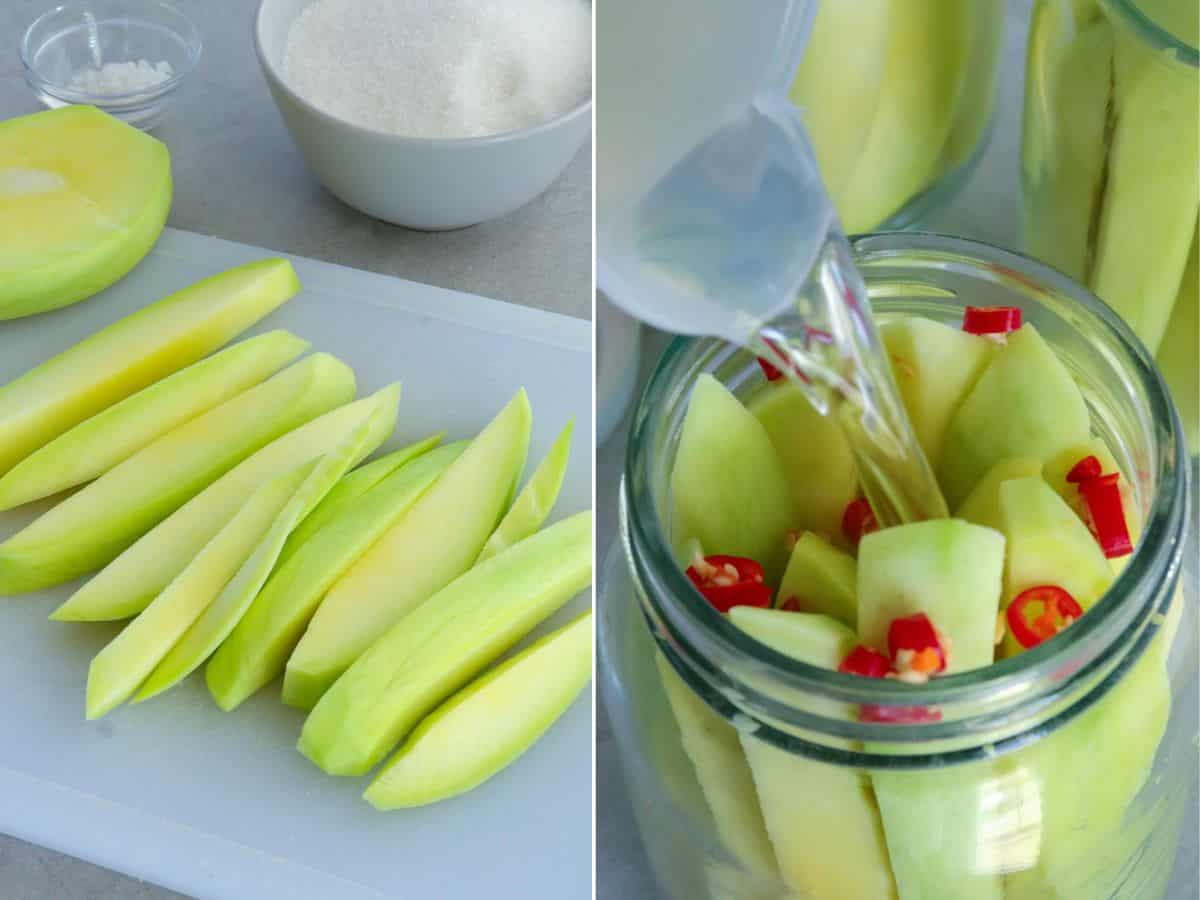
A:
[
  {"xmin": 596, "ymin": 1, "xmax": 1199, "ymax": 897},
  {"xmin": 0, "ymin": 1, "xmax": 590, "ymax": 897}
]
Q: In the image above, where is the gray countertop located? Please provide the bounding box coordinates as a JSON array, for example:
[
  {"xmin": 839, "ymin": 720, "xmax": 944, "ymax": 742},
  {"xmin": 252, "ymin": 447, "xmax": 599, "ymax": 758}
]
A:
[
  {"xmin": 0, "ymin": 1, "xmax": 589, "ymax": 897},
  {"xmin": 596, "ymin": 0, "xmax": 1199, "ymax": 897}
]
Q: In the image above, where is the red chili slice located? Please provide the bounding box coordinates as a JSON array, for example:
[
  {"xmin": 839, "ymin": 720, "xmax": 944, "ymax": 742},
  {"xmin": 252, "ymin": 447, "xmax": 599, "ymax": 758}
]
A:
[
  {"xmin": 778, "ymin": 596, "xmax": 804, "ymax": 613},
  {"xmin": 838, "ymin": 645, "xmax": 892, "ymax": 679},
  {"xmin": 1007, "ymin": 585, "xmax": 1083, "ymax": 648},
  {"xmin": 685, "ymin": 554, "xmax": 772, "ymax": 613},
  {"xmin": 963, "ymin": 306, "xmax": 1022, "ymax": 335},
  {"xmin": 887, "ymin": 613, "xmax": 947, "ymax": 674},
  {"xmin": 1066, "ymin": 455, "xmax": 1103, "ymax": 484},
  {"xmin": 1079, "ymin": 474, "xmax": 1132, "ymax": 559},
  {"xmin": 841, "ymin": 498, "xmax": 878, "ymax": 547},
  {"xmin": 757, "ymin": 337, "xmax": 811, "ymax": 384},
  {"xmin": 860, "ymin": 704, "xmax": 943, "ymax": 724}
]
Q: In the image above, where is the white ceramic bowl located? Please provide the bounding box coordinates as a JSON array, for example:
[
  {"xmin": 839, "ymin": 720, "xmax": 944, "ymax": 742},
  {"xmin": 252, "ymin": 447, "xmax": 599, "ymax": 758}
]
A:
[{"xmin": 254, "ymin": 0, "xmax": 592, "ymax": 230}]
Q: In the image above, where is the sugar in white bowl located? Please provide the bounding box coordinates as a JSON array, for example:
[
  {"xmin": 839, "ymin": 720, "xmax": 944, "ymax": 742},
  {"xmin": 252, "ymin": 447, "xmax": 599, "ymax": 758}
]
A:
[{"xmin": 282, "ymin": 0, "xmax": 591, "ymax": 139}]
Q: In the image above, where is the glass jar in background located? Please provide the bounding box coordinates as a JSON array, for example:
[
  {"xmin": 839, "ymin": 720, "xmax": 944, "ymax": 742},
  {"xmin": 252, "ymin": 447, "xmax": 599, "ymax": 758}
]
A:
[
  {"xmin": 792, "ymin": 0, "xmax": 1007, "ymax": 235},
  {"xmin": 1022, "ymin": 0, "xmax": 1198, "ymax": 449},
  {"xmin": 599, "ymin": 234, "xmax": 1196, "ymax": 900}
]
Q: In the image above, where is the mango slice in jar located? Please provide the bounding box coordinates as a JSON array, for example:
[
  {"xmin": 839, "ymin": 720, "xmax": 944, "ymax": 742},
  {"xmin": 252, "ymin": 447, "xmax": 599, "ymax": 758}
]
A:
[{"xmin": 0, "ymin": 106, "xmax": 171, "ymax": 320}]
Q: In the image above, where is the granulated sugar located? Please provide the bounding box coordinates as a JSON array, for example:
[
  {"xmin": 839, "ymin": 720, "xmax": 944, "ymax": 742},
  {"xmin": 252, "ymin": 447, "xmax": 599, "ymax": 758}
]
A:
[
  {"xmin": 69, "ymin": 60, "xmax": 174, "ymax": 95},
  {"xmin": 282, "ymin": 0, "xmax": 591, "ymax": 139}
]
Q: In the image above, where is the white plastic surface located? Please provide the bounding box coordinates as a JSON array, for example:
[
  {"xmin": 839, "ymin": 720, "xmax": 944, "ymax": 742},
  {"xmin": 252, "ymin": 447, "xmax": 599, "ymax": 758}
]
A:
[{"xmin": 0, "ymin": 229, "xmax": 593, "ymax": 900}]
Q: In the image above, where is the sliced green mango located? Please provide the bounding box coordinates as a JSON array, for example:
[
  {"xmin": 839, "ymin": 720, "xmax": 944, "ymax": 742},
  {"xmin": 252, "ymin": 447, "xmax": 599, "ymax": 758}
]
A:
[
  {"xmin": 730, "ymin": 607, "xmax": 897, "ymax": 900},
  {"xmin": 85, "ymin": 462, "xmax": 316, "ymax": 720},
  {"xmin": 777, "ymin": 532, "xmax": 857, "ymax": 628},
  {"xmin": 51, "ymin": 386, "xmax": 400, "ymax": 622},
  {"xmin": 365, "ymin": 609, "xmax": 592, "ymax": 809},
  {"xmin": 880, "ymin": 317, "xmax": 995, "ymax": 471},
  {"xmin": 672, "ymin": 375, "xmax": 796, "ymax": 581},
  {"xmin": 477, "ymin": 418, "xmax": 573, "ymax": 562},
  {"xmin": 996, "ymin": 476, "xmax": 1114, "ymax": 657},
  {"xmin": 298, "ymin": 510, "xmax": 591, "ymax": 776},
  {"xmin": 0, "ymin": 331, "xmax": 310, "ymax": 510},
  {"xmin": 1005, "ymin": 593, "xmax": 1180, "ymax": 898},
  {"xmin": 788, "ymin": 0, "xmax": 892, "ymax": 207},
  {"xmin": 206, "ymin": 441, "xmax": 467, "ymax": 711},
  {"xmin": 654, "ymin": 652, "xmax": 779, "ymax": 878},
  {"xmin": 132, "ymin": 416, "xmax": 380, "ymax": 703},
  {"xmin": 938, "ymin": 0, "xmax": 1005, "ymax": 170},
  {"xmin": 858, "ymin": 520, "xmax": 1005, "ymax": 672},
  {"xmin": 1090, "ymin": 24, "xmax": 1199, "ymax": 353},
  {"xmin": 0, "ymin": 354, "xmax": 355, "ymax": 594},
  {"xmin": 748, "ymin": 381, "xmax": 856, "ymax": 548},
  {"xmin": 1022, "ymin": 15, "xmax": 1115, "ymax": 282},
  {"xmin": 0, "ymin": 257, "xmax": 300, "ymax": 478},
  {"xmin": 940, "ymin": 324, "xmax": 1091, "ymax": 507},
  {"xmin": 1155, "ymin": 226, "xmax": 1198, "ymax": 453},
  {"xmin": 955, "ymin": 457, "xmax": 1044, "ymax": 531},
  {"xmin": 0, "ymin": 106, "xmax": 171, "ymax": 320},
  {"xmin": 277, "ymin": 434, "xmax": 443, "ymax": 567},
  {"xmin": 284, "ymin": 390, "xmax": 532, "ymax": 709},
  {"xmin": 838, "ymin": 0, "xmax": 971, "ymax": 232}
]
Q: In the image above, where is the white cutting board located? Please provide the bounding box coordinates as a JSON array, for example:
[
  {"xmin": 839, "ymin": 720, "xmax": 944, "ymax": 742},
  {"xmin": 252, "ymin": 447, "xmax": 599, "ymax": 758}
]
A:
[{"xmin": 0, "ymin": 229, "xmax": 593, "ymax": 900}]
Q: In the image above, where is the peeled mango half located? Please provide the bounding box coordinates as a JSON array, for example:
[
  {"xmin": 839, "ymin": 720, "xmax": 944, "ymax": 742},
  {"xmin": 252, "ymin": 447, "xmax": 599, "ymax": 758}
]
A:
[{"xmin": 0, "ymin": 106, "xmax": 171, "ymax": 320}]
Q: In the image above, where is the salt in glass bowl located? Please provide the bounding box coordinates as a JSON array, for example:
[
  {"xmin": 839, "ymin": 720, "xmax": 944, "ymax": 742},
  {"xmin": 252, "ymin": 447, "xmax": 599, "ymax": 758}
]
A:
[{"xmin": 21, "ymin": 0, "xmax": 202, "ymax": 130}]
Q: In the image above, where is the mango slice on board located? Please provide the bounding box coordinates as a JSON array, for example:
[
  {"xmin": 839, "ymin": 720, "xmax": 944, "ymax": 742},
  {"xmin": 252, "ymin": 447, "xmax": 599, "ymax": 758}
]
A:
[
  {"xmin": 299, "ymin": 510, "xmax": 591, "ymax": 776},
  {"xmin": 365, "ymin": 609, "xmax": 592, "ymax": 809},
  {"xmin": 0, "ymin": 106, "xmax": 170, "ymax": 320},
  {"xmin": 0, "ymin": 257, "xmax": 301, "ymax": 480},
  {"xmin": 0, "ymin": 353, "xmax": 354, "ymax": 594}
]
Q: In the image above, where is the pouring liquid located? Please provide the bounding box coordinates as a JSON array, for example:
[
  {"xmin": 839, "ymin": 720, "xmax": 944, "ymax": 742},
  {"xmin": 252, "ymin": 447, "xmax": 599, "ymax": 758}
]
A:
[{"xmin": 611, "ymin": 100, "xmax": 947, "ymax": 528}]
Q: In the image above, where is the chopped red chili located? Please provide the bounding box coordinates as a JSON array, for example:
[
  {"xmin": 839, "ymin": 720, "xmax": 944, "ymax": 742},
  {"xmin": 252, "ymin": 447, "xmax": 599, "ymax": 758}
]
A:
[
  {"xmin": 841, "ymin": 498, "xmax": 878, "ymax": 547},
  {"xmin": 887, "ymin": 613, "xmax": 947, "ymax": 674},
  {"xmin": 963, "ymin": 306, "xmax": 1022, "ymax": 335},
  {"xmin": 685, "ymin": 554, "xmax": 771, "ymax": 613},
  {"xmin": 838, "ymin": 645, "xmax": 892, "ymax": 679},
  {"xmin": 1066, "ymin": 455, "xmax": 1103, "ymax": 484},
  {"xmin": 1007, "ymin": 585, "xmax": 1083, "ymax": 648},
  {"xmin": 1079, "ymin": 473, "xmax": 1132, "ymax": 558},
  {"xmin": 778, "ymin": 595, "xmax": 804, "ymax": 613}
]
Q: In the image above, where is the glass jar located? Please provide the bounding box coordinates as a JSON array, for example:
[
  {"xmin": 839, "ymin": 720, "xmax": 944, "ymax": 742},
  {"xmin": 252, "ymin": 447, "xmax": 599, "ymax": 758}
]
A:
[
  {"xmin": 599, "ymin": 233, "xmax": 1196, "ymax": 900},
  {"xmin": 792, "ymin": 0, "xmax": 1007, "ymax": 234},
  {"xmin": 1022, "ymin": 0, "xmax": 1198, "ymax": 449}
]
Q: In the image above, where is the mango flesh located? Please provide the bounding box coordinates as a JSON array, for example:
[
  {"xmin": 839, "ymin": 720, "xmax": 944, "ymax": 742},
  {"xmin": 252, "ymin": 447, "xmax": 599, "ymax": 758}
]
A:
[
  {"xmin": 0, "ymin": 330, "xmax": 310, "ymax": 510},
  {"xmin": 939, "ymin": 324, "xmax": 1091, "ymax": 507},
  {"xmin": 879, "ymin": 317, "xmax": 994, "ymax": 471},
  {"xmin": 85, "ymin": 462, "xmax": 316, "ymax": 720},
  {"xmin": 837, "ymin": 0, "xmax": 972, "ymax": 232},
  {"xmin": 1090, "ymin": 22, "xmax": 1199, "ymax": 354},
  {"xmin": 298, "ymin": 510, "xmax": 592, "ymax": 776},
  {"xmin": 748, "ymin": 381, "xmax": 856, "ymax": 547},
  {"xmin": 0, "ymin": 106, "xmax": 171, "ymax": 320},
  {"xmin": 955, "ymin": 457, "xmax": 1044, "ymax": 531},
  {"xmin": 672, "ymin": 375, "xmax": 797, "ymax": 580},
  {"xmin": 730, "ymin": 607, "xmax": 897, "ymax": 900},
  {"xmin": 51, "ymin": 386, "xmax": 400, "ymax": 622},
  {"xmin": 206, "ymin": 441, "xmax": 466, "ymax": 711},
  {"xmin": 653, "ymin": 651, "xmax": 779, "ymax": 878},
  {"xmin": 0, "ymin": 353, "xmax": 355, "ymax": 594},
  {"xmin": 277, "ymin": 433, "xmax": 443, "ymax": 566},
  {"xmin": 133, "ymin": 416, "xmax": 379, "ymax": 703},
  {"xmin": 0, "ymin": 257, "xmax": 300, "ymax": 479},
  {"xmin": 365, "ymin": 609, "xmax": 593, "ymax": 809},
  {"xmin": 995, "ymin": 476, "xmax": 1114, "ymax": 658},
  {"xmin": 776, "ymin": 532, "xmax": 857, "ymax": 628},
  {"xmin": 477, "ymin": 418, "xmax": 573, "ymax": 562},
  {"xmin": 1155, "ymin": 226, "xmax": 1198, "ymax": 452},
  {"xmin": 284, "ymin": 389, "xmax": 532, "ymax": 708},
  {"xmin": 858, "ymin": 519, "xmax": 1004, "ymax": 673}
]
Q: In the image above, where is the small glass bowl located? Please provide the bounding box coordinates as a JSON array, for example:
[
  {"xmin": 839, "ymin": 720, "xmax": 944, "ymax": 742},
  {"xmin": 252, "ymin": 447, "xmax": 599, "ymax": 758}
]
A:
[{"xmin": 21, "ymin": 0, "xmax": 201, "ymax": 130}]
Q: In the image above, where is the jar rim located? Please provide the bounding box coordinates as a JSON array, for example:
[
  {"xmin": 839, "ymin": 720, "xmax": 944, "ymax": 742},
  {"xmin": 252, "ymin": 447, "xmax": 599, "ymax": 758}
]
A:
[{"xmin": 622, "ymin": 232, "xmax": 1190, "ymax": 760}]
